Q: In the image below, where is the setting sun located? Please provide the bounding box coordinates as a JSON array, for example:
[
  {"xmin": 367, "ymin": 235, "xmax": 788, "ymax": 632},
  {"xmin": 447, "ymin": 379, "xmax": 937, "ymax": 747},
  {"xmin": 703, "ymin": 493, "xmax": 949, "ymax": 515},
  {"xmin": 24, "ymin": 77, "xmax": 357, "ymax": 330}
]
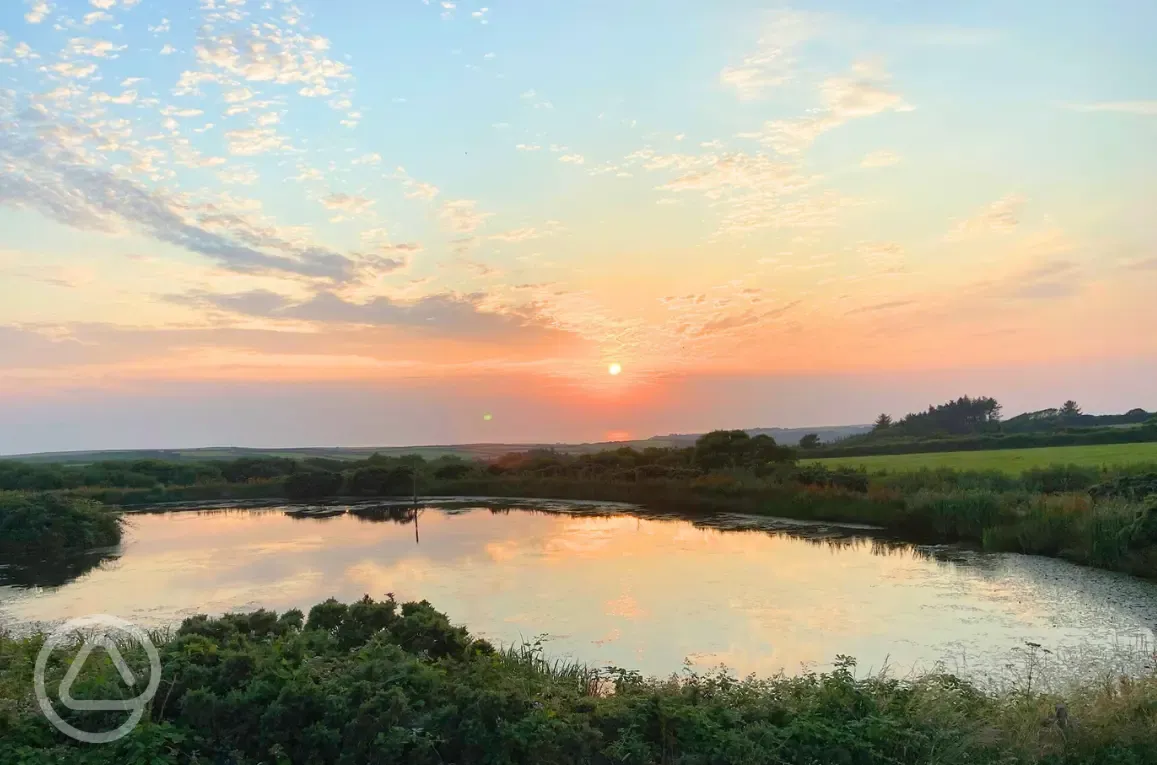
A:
[{"xmin": 608, "ymin": 363, "xmax": 623, "ymax": 376}]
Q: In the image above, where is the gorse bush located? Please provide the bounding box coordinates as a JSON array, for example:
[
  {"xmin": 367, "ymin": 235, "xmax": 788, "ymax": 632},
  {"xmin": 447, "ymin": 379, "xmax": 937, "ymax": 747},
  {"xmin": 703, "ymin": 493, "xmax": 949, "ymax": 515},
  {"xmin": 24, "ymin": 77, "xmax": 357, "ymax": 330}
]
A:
[{"xmin": 6, "ymin": 596, "xmax": 1157, "ymax": 764}]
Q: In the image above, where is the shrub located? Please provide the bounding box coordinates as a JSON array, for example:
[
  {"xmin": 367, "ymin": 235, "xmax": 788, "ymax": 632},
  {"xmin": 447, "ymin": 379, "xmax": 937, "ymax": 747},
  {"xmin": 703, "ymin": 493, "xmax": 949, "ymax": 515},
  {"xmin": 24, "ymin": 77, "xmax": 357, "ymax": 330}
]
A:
[
  {"xmin": 0, "ymin": 493, "xmax": 121, "ymax": 554},
  {"xmin": 1021, "ymin": 464, "xmax": 1102, "ymax": 494}
]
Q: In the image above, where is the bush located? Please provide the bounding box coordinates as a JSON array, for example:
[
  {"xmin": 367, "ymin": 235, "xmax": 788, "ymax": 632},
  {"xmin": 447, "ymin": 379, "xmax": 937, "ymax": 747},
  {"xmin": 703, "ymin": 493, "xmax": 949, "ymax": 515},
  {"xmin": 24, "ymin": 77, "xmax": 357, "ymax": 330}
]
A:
[
  {"xmin": 0, "ymin": 493, "xmax": 121, "ymax": 554},
  {"xmin": 1021, "ymin": 464, "xmax": 1102, "ymax": 494},
  {"xmin": 1091, "ymin": 473, "xmax": 1157, "ymax": 502}
]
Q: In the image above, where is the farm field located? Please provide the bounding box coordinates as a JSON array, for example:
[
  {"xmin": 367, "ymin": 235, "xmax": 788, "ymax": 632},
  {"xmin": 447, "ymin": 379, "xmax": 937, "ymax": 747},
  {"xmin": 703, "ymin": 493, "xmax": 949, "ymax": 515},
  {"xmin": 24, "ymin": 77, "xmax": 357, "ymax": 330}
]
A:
[{"xmin": 808, "ymin": 441, "xmax": 1157, "ymax": 473}]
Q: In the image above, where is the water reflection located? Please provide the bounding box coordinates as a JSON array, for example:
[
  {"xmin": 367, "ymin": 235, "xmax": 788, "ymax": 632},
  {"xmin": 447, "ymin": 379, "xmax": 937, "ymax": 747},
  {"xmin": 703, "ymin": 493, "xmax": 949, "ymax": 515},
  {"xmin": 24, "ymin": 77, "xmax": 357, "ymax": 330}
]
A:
[
  {"xmin": 1, "ymin": 502, "xmax": 1155, "ymax": 684},
  {"xmin": 0, "ymin": 547, "xmax": 120, "ymax": 589}
]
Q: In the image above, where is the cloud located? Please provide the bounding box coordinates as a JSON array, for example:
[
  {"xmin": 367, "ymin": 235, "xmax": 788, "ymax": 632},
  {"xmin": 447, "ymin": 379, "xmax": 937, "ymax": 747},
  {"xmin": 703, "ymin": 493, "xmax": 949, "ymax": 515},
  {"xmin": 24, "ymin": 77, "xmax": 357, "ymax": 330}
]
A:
[
  {"xmin": 845, "ymin": 299, "xmax": 917, "ymax": 315},
  {"xmin": 25, "ymin": 1, "xmax": 52, "ymax": 24},
  {"xmin": 224, "ymin": 127, "xmax": 289, "ymax": 155},
  {"xmin": 516, "ymin": 144, "xmax": 541, "ymax": 151},
  {"xmin": 0, "ymin": 120, "xmax": 361, "ymax": 283},
  {"xmin": 190, "ymin": 23, "xmax": 351, "ymax": 97},
  {"xmin": 1061, "ymin": 101, "xmax": 1157, "ymax": 115},
  {"xmin": 394, "ymin": 167, "xmax": 439, "ymax": 201},
  {"xmin": 623, "ymin": 146, "xmax": 856, "ymax": 236},
  {"xmin": 687, "ymin": 301, "xmax": 801, "ymax": 337},
  {"xmin": 217, "ymin": 167, "xmax": 259, "ymax": 185},
  {"xmin": 490, "ymin": 224, "xmax": 560, "ymax": 243},
  {"xmin": 45, "ymin": 61, "xmax": 99, "ymax": 79},
  {"xmin": 857, "ymin": 241, "xmax": 904, "ymax": 268},
  {"xmin": 720, "ymin": 11, "xmax": 822, "ymax": 100},
  {"xmin": 744, "ymin": 61, "xmax": 913, "ymax": 154},
  {"xmin": 558, "ymin": 154, "xmax": 585, "ymax": 165},
  {"xmin": 1006, "ymin": 260, "xmax": 1081, "ymax": 300},
  {"xmin": 173, "ymin": 289, "xmax": 570, "ymax": 343},
  {"xmin": 65, "ymin": 38, "xmax": 127, "ymax": 58},
  {"xmin": 352, "ymin": 153, "xmax": 382, "ymax": 166},
  {"xmin": 861, "ymin": 150, "xmax": 900, "ymax": 168},
  {"xmin": 224, "ymin": 87, "xmax": 254, "ymax": 103},
  {"xmin": 319, "ymin": 192, "xmax": 374, "ymax": 221},
  {"xmin": 91, "ymin": 89, "xmax": 138, "ymax": 105},
  {"xmin": 946, "ymin": 193, "xmax": 1026, "ymax": 240},
  {"xmin": 439, "ymin": 199, "xmax": 492, "ymax": 233}
]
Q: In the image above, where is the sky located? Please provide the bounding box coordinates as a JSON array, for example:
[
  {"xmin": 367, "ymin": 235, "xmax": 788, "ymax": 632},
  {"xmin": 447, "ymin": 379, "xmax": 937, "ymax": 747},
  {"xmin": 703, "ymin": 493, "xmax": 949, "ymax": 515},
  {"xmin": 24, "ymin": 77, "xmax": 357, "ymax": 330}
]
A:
[{"xmin": 1, "ymin": 0, "xmax": 1155, "ymax": 453}]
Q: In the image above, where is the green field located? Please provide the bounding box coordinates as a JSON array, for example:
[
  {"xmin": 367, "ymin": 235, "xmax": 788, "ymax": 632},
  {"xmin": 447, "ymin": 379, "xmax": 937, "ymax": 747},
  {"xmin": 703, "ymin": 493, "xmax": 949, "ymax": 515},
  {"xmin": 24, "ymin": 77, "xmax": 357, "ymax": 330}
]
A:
[{"xmin": 808, "ymin": 441, "xmax": 1157, "ymax": 474}]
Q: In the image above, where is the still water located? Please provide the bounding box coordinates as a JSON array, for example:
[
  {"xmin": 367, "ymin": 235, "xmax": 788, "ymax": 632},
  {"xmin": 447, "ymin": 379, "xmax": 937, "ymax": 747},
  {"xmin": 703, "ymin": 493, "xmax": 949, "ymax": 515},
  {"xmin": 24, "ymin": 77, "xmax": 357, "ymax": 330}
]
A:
[{"xmin": 3, "ymin": 500, "xmax": 1156, "ymax": 682}]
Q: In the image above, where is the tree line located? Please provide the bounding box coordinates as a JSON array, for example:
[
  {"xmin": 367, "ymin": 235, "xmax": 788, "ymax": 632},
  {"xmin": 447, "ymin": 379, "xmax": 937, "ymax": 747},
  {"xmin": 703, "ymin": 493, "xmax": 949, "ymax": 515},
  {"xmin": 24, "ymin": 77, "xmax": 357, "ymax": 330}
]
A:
[
  {"xmin": 795, "ymin": 397, "xmax": 1156, "ymax": 454},
  {"xmin": 0, "ymin": 430, "xmax": 805, "ymax": 500}
]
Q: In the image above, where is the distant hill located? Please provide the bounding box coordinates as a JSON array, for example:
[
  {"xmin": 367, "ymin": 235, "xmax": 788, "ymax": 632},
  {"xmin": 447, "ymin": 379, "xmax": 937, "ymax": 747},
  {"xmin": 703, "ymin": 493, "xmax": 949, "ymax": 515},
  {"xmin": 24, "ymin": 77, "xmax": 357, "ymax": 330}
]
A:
[
  {"xmin": 650, "ymin": 425, "xmax": 873, "ymax": 448},
  {"xmin": 1, "ymin": 425, "xmax": 871, "ymax": 464}
]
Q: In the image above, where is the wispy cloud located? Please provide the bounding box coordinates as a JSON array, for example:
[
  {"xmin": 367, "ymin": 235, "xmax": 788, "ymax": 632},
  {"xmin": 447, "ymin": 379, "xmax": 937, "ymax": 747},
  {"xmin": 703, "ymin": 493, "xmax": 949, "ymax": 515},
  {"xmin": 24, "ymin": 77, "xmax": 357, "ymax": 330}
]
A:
[
  {"xmin": 946, "ymin": 194, "xmax": 1026, "ymax": 240},
  {"xmin": 741, "ymin": 61, "xmax": 913, "ymax": 154},
  {"xmin": 845, "ymin": 299, "xmax": 917, "ymax": 315},
  {"xmin": 320, "ymin": 193, "xmax": 375, "ymax": 221},
  {"xmin": 720, "ymin": 11, "xmax": 823, "ymax": 100},
  {"xmin": 1061, "ymin": 101, "xmax": 1157, "ymax": 115},
  {"xmin": 861, "ymin": 150, "xmax": 900, "ymax": 168},
  {"xmin": 172, "ymin": 289, "xmax": 573, "ymax": 344},
  {"xmin": 439, "ymin": 200, "xmax": 492, "ymax": 234}
]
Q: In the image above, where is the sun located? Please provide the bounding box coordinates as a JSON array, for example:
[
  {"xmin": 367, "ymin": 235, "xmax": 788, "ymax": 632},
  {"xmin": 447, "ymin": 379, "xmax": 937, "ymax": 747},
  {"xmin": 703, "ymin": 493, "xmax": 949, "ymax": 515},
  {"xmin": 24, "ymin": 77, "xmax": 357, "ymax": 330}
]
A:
[{"xmin": 608, "ymin": 363, "xmax": 622, "ymax": 376}]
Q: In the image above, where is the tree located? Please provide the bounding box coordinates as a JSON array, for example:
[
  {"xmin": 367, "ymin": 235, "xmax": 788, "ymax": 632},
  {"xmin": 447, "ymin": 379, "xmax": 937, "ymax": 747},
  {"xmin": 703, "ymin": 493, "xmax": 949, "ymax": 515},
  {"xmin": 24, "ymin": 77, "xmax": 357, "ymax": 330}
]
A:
[
  {"xmin": 348, "ymin": 466, "xmax": 414, "ymax": 496},
  {"xmin": 747, "ymin": 434, "xmax": 797, "ymax": 466},
  {"xmin": 693, "ymin": 430, "xmax": 752, "ymax": 471},
  {"xmin": 1060, "ymin": 400, "xmax": 1082, "ymax": 418},
  {"xmin": 799, "ymin": 433, "xmax": 822, "ymax": 450},
  {"xmin": 873, "ymin": 414, "xmax": 893, "ymax": 431},
  {"xmin": 284, "ymin": 470, "xmax": 343, "ymax": 500}
]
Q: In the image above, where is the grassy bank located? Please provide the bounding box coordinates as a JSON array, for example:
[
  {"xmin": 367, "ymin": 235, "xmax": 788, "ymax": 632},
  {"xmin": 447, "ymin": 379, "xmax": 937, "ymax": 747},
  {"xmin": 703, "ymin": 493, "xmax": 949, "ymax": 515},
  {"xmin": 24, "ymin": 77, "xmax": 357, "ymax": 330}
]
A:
[
  {"xmin": 809, "ymin": 442, "xmax": 1157, "ymax": 473},
  {"xmin": 3, "ymin": 596, "xmax": 1156, "ymax": 764}
]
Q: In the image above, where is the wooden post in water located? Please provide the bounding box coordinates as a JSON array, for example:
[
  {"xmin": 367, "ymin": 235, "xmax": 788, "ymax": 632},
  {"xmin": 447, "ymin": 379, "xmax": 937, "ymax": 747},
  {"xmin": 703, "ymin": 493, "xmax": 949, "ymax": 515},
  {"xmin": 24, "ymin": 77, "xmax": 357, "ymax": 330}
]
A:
[{"xmin": 412, "ymin": 465, "xmax": 420, "ymax": 544}]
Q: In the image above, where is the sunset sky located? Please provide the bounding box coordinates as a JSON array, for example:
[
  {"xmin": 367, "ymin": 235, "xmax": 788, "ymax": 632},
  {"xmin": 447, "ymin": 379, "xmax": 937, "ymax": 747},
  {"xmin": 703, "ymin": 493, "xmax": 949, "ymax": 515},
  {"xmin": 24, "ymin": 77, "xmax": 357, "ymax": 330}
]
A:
[{"xmin": 1, "ymin": 0, "xmax": 1155, "ymax": 453}]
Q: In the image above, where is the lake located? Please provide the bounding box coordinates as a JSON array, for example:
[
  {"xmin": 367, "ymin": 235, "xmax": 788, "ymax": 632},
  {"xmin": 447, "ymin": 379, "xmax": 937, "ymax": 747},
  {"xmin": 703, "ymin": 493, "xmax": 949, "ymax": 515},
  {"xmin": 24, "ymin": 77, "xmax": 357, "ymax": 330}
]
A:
[{"xmin": 3, "ymin": 499, "xmax": 1156, "ymax": 684}]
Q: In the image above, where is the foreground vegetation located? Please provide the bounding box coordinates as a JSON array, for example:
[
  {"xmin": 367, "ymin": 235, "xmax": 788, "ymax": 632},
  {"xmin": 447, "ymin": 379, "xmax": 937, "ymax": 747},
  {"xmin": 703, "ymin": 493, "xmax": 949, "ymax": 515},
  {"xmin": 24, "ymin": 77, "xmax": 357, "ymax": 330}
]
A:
[
  {"xmin": 3, "ymin": 596, "xmax": 1157, "ymax": 764},
  {"xmin": 809, "ymin": 442, "xmax": 1157, "ymax": 474}
]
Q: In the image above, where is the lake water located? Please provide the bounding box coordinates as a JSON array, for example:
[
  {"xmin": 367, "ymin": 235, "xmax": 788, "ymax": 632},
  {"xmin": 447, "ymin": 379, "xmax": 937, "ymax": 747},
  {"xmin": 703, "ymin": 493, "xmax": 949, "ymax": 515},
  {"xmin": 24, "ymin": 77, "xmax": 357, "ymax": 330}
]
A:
[{"xmin": 3, "ymin": 499, "xmax": 1156, "ymax": 684}]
